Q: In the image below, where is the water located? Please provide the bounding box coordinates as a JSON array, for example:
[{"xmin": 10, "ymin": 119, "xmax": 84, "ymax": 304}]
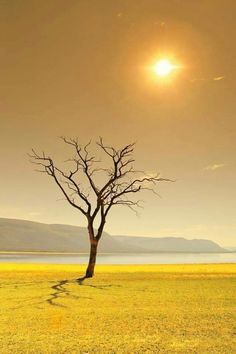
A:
[{"xmin": 0, "ymin": 252, "xmax": 235, "ymax": 264}]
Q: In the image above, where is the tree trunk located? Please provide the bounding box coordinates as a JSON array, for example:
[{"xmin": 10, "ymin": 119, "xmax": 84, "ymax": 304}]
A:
[{"xmin": 84, "ymin": 239, "xmax": 98, "ymax": 278}]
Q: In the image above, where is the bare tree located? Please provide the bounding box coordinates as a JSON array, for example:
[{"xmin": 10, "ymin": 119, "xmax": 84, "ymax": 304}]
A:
[{"xmin": 29, "ymin": 137, "xmax": 172, "ymax": 280}]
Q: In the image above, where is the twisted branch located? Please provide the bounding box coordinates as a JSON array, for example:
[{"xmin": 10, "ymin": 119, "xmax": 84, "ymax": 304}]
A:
[{"xmin": 29, "ymin": 137, "xmax": 173, "ymax": 241}]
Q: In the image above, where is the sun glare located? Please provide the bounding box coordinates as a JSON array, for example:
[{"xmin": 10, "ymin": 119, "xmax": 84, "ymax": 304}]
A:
[{"xmin": 153, "ymin": 59, "xmax": 176, "ymax": 77}]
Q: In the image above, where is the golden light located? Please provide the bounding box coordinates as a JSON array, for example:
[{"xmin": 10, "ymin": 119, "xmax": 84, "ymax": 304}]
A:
[{"xmin": 153, "ymin": 59, "xmax": 176, "ymax": 77}]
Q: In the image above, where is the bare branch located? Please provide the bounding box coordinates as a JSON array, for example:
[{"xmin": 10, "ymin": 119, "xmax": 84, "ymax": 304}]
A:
[
  {"xmin": 29, "ymin": 149, "xmax": 88, "ymax": 216},
  {"xmin": 30, "ymin": 138, "xmax": 173, "ymax": 251},
  {"xmin": 61, "ymin": 136, "xmax": 99, "ymax": 196}
]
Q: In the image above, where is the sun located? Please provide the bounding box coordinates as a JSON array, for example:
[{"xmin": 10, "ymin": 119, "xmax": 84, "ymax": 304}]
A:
[{"xmin": 153, "ymin": 59, "xmax": 176, "ymax": 77}]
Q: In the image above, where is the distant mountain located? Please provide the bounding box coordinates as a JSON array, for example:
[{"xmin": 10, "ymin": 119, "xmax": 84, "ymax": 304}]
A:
[
  {"xmin": 114, "ymin": 236, "xmax": 227, "ymax": 253},
  {"xmin": 0, "ymin": 218, "xmax": 227, "ymax": 253},
  {"xmin": 226, "ymin": 247, "xmax": 236, "ymax": 252}
]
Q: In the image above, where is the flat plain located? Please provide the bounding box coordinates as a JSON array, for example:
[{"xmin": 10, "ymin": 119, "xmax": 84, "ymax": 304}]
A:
[{"xmin": 0, "ymin": 263, "xmax": 235, "ymax": 353}]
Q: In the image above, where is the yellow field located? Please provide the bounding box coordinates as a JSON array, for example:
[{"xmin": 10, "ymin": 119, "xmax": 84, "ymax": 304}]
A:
[{"xmin": 0, "ymin": 264, "xmax": 235, "ymax": 353}]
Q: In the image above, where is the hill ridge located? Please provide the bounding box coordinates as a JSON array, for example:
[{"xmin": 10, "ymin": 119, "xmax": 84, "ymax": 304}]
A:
[{"xmin": 0, "ymin": 218, "xmax": 227, "ymax": 253}]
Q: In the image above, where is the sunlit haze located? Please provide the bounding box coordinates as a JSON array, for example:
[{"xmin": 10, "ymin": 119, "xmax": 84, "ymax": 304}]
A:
[{"xmin": 0, "ymin": 1, "xmax": 235, "ymax": 246}]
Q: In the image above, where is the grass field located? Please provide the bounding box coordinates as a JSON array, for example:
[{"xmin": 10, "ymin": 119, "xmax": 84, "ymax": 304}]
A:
[{"xmin": 0, "ymin": 264, "xmax": 235, "ymax": 353}]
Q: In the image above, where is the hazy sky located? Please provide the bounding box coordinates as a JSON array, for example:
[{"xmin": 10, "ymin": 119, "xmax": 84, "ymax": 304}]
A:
[{"xmin": 1, "ymin": 1, "xmax": 235, "ymax": 246}]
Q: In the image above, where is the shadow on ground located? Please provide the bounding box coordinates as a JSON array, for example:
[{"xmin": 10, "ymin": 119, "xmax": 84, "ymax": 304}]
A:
[{"xmin": 46, "ymin": 278, "xmax": 122, "ymax": 307}]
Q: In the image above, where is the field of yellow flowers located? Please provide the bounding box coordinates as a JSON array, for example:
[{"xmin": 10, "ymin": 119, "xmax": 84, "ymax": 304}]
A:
[{"xmin": 0, "ymin": 263, "xmax": 235, "ymax": 353}]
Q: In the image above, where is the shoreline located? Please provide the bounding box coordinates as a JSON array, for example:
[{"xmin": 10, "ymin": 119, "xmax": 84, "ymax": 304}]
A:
[{"xmin": 0, "ymin": 250, "xmax": 234, "ymax": 255}]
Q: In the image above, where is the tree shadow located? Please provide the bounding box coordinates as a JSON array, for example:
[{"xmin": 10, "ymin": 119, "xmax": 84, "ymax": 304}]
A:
[
  {"xmin": 76, "ymin": 278, "xmax": 122, "ymax": 290},
  {"xmin": 4, "ymin": 277, "xmax": 122, "ymax": 309},
  {"xmin": 46, "ymin": 279, "xmax": 69, "ymax": 307},
  {"xmin": 46, "ymin": 278, "xmax": 94, "ymax": 307},
  {"xmin": 46, "ymin": 277, "xmax": 123, "ymax": 306}
]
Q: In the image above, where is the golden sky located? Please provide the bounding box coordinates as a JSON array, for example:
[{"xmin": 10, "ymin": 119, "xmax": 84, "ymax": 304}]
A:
[{"xmin": 0, "ymin": 0, "xmax": 235, "ymax": 246}]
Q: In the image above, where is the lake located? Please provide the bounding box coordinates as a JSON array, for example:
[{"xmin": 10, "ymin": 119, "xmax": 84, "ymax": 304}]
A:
[{"xmin": 0, "ymin": 252, "xmax": 235, "ymax": 264}]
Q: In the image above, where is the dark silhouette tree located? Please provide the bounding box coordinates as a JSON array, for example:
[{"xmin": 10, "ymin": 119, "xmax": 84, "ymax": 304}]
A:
[{"xmin": 30, "ymin": 137, "xmax": 171, "ymax": 280}]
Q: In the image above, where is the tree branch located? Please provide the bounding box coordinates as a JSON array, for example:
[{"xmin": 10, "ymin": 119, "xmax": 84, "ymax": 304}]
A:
[
  {"xmin": 29, "ymin": 149, "xmax": 88, "ymax": 216},
  {"xmin": 30, "ymin": 138, "xmax": 173, "ymax": 235}
]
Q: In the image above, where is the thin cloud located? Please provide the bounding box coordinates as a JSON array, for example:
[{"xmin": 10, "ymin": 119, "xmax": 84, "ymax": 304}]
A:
[
  {"xmin": 190, "ymin": 76, "xmax": 225, "ymax": 83},
  {"xmin": 213, "ymin": 76, "xmax": 225, "ymax": 81},
  {"xmin": 204, "ymin": 163, "xmax": 225, "ymax": 171}
]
